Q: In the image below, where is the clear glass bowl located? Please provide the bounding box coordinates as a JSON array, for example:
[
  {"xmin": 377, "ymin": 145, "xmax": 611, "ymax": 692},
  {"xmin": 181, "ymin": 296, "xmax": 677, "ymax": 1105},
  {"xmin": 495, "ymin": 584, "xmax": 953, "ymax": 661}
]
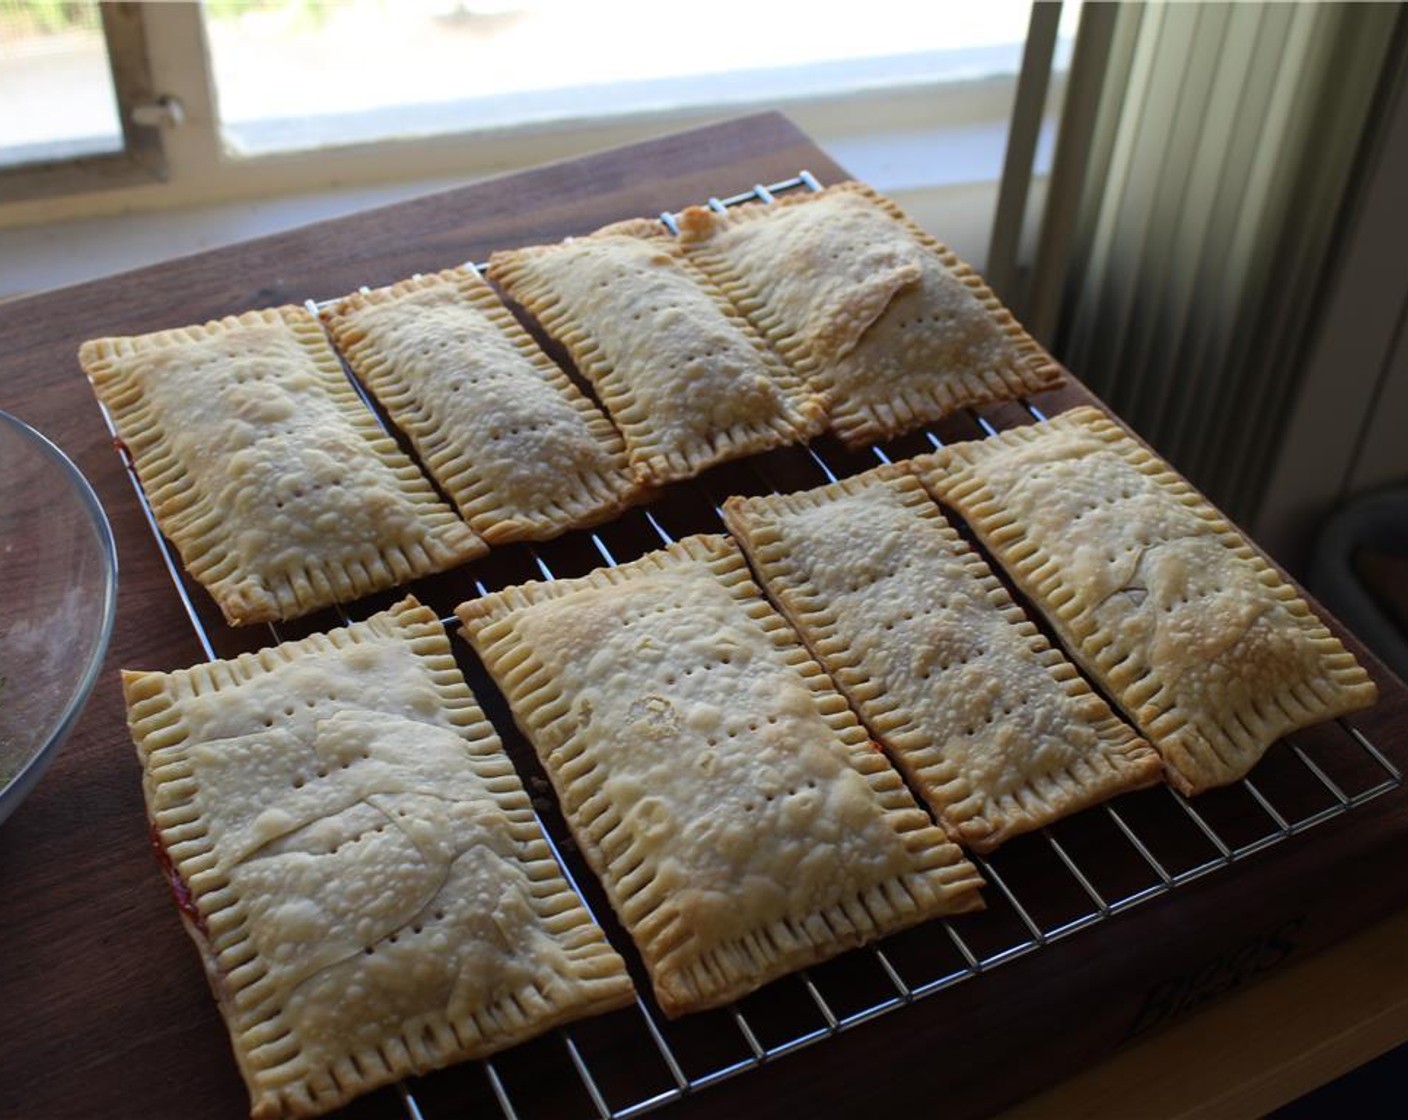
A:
[{"xmin": 0, "ymin": 410, "xmax": 118, "ymax": 826}]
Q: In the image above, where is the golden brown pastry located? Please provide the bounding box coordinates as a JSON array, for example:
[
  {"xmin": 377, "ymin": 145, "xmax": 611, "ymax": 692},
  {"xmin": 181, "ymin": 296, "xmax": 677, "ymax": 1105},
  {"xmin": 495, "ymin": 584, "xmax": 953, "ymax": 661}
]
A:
[
  {"xmin": 724, "ymin": 468, "xmax": 1162, "ymax": 851},
  {"xmin": 916, "ymin": 406, "xmax": 1378, "ymax": 794},
  {"xmin": 487, "ymin": 219, "xmax": 824, "ymax": 486},
  {"xmin": 125, "ymin": 597, "xmax": 634, "ymax": 1120},
  {"xmin": 323, "ymin": 268, "xmax": 646, "ymax": 543},
  {"xmin": 678, "ymin": 181, "xmax": 1062, "ymax": 447},
  {"xmin": 458, "ymin": 536, "xmax": 983, "ymax": 1016},
  {"xmin": 81, "ymin": 307, "xmax": 484, "ymax": 625}
]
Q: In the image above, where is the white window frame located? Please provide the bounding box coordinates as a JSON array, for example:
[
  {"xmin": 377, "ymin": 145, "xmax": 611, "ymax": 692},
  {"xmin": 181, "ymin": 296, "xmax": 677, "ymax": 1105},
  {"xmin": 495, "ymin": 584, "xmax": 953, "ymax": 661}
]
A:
[{"xmin": 2, "ymin": 2, "xmax": 1042, "ymax": 239}]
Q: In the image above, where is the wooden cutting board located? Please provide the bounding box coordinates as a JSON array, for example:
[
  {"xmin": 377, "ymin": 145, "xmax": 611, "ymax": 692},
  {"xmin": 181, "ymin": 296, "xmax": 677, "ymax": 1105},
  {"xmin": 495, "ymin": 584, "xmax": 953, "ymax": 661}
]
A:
[{"xmin": 0, "ymin": 111, "xmax": 1404, "ymax": 1120}]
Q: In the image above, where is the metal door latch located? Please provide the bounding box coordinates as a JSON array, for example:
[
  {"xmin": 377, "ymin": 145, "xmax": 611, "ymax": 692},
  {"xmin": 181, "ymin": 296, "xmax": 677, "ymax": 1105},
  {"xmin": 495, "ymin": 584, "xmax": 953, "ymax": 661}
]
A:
[{"xmin": 130, "ymin": 95, "xmax": 185, "ymax": 129}]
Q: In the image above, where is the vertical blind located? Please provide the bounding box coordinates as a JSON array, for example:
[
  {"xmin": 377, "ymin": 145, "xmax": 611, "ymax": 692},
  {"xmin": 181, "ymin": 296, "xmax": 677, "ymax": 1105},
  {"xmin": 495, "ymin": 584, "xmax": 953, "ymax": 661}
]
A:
[{"xmin": 997, "ymin": 1, "xmax": 1404, "ymax": 526}]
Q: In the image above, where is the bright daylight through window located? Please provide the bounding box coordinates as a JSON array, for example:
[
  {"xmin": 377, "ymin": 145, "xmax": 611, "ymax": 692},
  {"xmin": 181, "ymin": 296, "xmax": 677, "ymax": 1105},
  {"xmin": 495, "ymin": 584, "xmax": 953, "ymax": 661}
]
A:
[
  {"xmin": 204, "ymin": 0, "xmax": 1039, "ymax": 155},
  {"xmin": 0, "ymin": 0, "xmax": 121, "ymax": 168},
  {"xmin": 0, "ymin": 0, "xmax": 1074, "ymax": 293}
]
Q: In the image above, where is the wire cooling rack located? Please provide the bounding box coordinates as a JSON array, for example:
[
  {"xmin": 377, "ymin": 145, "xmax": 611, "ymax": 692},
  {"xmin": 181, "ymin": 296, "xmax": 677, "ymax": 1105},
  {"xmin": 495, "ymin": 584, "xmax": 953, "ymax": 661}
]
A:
[{"xmin": 94, "ymin": 173, "xmax": 1402, "ymax": 1120}]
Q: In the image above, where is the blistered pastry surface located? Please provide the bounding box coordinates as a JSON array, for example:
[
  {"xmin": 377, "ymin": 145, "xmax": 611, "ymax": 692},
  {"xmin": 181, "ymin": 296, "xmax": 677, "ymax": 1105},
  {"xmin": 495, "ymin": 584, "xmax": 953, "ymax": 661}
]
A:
[
  {"xmin": 81, "ymin": 308, "xmax": 483, "ymax": 625},
  {"xmin": 919, "ymin": 407, "xmax": 1378, "ymax": 794},
  {"xmin": 512, "ymin": 569, "xmax": 913, "ymax": 924},
  {"xmin": 679, "ymin": 183, "xmax": 1061, "ymax": 446},
  {"xmin": 324, "ymin": 271, "xmax": 639, "ymax": 542},
  {"xmin": 127, "ymin": 600, "xmax": 632, "ymax": 1119},
  {"xmin": 724, "ymin": 472, "xmax": 1160, "ymax": 851},
  {"xmin": 459, "ymin": 536, "xmax": 982, "ymax": 1015},
  {"xmin": 488, "ymin": 226, "xmax": 822, "ymax": 484}
]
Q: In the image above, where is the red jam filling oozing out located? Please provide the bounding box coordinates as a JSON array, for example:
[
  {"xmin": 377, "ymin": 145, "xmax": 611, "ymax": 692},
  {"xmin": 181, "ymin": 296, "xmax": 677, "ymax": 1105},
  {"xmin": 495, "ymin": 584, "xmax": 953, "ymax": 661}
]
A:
[{"xmin": 149, "ymin": 822, "xmax": 208, "ymax": 939}]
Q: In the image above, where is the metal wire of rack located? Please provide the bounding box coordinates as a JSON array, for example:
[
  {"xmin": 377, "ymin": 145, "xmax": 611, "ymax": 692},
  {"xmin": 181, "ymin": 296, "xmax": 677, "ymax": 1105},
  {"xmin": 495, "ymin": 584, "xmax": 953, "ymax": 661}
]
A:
[{"xmin": 92, "ymin": 173, "xmax": 1403, "ymax": 1120}]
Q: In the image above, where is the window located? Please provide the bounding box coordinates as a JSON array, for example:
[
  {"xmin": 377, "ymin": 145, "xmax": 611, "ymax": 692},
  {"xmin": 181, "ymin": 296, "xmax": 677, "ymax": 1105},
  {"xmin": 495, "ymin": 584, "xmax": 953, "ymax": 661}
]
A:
[
  {"xmin": 201, "ymin": 2, "xmax": 1039, "ymax": 157},
  {"xmin": 1, "ymin": 2, "xmax": 1079, "ymax": 294},
  {"xmin": 1, "ymin": 1, "xmax": 122, "ymax": 166},
  {"xmin": 0, "ymin": 0, "xmax": 165, "ymax": 202}
]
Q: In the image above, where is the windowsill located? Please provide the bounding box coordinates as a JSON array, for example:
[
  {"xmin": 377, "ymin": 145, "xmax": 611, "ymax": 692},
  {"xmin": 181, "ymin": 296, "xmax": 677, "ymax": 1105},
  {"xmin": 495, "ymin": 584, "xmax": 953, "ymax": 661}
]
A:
[
  {"xmin": 1, "ymin": 105, "xmax": 1032, "ymax": 300},
  {"xmin": 0, "ymin": 135, "xmax": 123, "ymax": 170}
]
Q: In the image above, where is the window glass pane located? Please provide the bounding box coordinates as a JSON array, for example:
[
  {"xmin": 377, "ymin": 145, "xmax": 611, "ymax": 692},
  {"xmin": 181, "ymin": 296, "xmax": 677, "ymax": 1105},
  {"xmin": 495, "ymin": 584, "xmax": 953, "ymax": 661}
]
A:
[
  {"xmin": 206, "ymin": 0, "xmax": 1038, "ymax": 156},
  {"xmin": 0, "ymin": 0, "xmax": 123, "ymax": 169}
]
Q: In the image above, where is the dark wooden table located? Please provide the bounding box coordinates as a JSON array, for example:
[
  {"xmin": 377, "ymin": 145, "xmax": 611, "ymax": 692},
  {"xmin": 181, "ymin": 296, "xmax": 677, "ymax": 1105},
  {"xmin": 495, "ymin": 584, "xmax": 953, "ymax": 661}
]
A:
[{"xmin": 2, "ymin": 111, "xmax": 1406, "ymax": 1120}]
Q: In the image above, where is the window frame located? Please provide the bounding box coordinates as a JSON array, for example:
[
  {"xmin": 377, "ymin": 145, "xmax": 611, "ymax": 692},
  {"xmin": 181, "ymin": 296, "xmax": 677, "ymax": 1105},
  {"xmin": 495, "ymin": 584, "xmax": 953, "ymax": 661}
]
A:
[
  {"xmin": 0, "ymin": 1, "xmax": 168, "ymax": 203},
  {"xmin": 2, "ymin": 4, "xmax": 1049, "ymax": 228}
]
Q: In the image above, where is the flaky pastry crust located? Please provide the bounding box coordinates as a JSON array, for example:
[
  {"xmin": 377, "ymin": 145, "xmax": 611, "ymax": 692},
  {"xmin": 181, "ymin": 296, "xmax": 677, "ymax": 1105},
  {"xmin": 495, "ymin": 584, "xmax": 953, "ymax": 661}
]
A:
[
  {"xmin": 82, "ymin": 307, "xmax": 483, "ymax": 624},
  {"xmin": 125, "ymin": 598, "xmax": 633, "ymax": 1119},
  {"xmin": 725, "ymin": 468, "xmax": 1161, "ymax": 851},
  {"xmin": 916, "ymin": 407, "xmax": 1378, "ymax": 794},
  {"xmin": 678, "ymin": 181, "xmax": 1062, "ymax": 446},
  {"xmin": 458, "ymin": 536, "xmax": 983, "ymax": 1016}
]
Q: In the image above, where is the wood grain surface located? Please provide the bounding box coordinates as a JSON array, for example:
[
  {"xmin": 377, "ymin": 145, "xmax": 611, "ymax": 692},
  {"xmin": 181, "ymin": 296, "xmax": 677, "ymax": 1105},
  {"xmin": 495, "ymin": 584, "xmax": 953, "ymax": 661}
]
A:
[{"xmin": 0, "ymin": 112, "xmax": 1405, "ymax": 1120}]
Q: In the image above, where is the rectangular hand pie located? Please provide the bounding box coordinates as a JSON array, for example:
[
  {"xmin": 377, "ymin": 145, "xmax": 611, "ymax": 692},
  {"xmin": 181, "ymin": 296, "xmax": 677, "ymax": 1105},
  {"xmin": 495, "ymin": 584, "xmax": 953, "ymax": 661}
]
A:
[
  {"xmin": 723, "ymin": 469, "xmax": 1162, "ymax": 852},
  {"xmin": 125, "ymin": 597, "xmax": 634, "ymax": 1120},
  {"xmin": 81, "ymin": 306, "xmax": 485, "ymax": 625},
  {"xmin": 677, "ymin": 181, "xmax": 1063, "ymax": 447},
  {"xmin": 486, "ymin": 219, "xmax": 824, "ymax": 486},
  {"xmin": 323, "ymin": 268, "xmax": 646, "ymax": 543},
  {"xmin": 916, "ymin": 406, "xmax": 1378, "ymax": 795},
  {"xmin": 457, "ymin": 535, "xmax": 983, "ymax": 1016}
]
